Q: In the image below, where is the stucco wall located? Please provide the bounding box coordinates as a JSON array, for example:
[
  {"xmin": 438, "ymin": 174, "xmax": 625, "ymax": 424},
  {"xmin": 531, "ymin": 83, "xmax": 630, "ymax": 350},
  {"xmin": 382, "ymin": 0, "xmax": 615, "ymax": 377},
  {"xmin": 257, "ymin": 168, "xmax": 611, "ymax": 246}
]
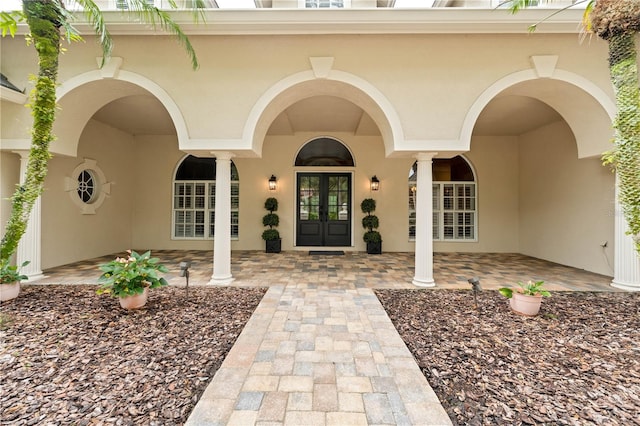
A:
[
  {"xmin": 433, "ymin": 136, "xmax": 521, "ymax": 253},
  {"xmin": 1, "ymin": 32, "xmax": 614, "ymax": 156},
  {"xmin": 518, "ymin": 120, "xmax": 615, "ymax": 276},
  {"xmin": 41, "ymin": 119, "xmax": 136, "ymax": 269}
]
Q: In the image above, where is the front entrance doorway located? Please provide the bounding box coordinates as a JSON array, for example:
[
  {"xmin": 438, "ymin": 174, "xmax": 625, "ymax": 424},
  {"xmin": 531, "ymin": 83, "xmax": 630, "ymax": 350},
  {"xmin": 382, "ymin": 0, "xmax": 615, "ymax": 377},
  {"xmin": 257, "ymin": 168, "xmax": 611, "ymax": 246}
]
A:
[{"xmin": 297, "ymin": 173, "xmax": 351, "ymax": 246}]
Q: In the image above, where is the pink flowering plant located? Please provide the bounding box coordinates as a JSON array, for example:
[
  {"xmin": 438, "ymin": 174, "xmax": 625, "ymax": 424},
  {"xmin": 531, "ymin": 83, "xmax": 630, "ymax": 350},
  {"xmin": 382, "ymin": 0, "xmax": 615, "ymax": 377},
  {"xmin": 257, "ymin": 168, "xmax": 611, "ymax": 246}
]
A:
[{"xmin": 97, "ymin": 250, "xmax": 168, "ymax": 298}]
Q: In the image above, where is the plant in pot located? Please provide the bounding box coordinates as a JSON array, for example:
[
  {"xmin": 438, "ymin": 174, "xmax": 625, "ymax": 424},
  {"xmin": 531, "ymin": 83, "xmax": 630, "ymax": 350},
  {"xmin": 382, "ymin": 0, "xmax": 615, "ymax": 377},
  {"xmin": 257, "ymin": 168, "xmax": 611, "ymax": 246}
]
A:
[
  {"xmin": 97, "ymin": 250, "xmax": 169, "ymax": 310},
  {"xmin": 0, "ymin": 260, "xmax": 29, "ymax": 302},
  {"xmin": 361, "ymin": 198, "xmax": 382, "ymax": 254},
  {"xmin": 499, "ymin": 280, "xmax": 550, "ymax": 316},
  {"xmin": 262, "ymin": 197, "xmax": 281, "ymax": 253}
]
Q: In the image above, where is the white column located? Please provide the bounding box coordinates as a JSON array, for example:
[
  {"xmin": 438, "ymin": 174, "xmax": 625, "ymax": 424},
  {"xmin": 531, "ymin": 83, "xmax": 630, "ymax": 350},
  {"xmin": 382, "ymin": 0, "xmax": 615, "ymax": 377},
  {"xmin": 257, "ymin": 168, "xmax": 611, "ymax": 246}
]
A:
[
  {"xmin": 14, "ymin": 151, "xmax": 44, "ymax": 281},
  {"xmin": 612, "ymin": 175, "xmax": 640, "ymax": 291},
  {"xmin": 209, "ymin": 151, "xmax": 234, "ymax": 285},
  {"xmin": 413, "ymin": 152, "xmax": 437, "ymax": 287}
]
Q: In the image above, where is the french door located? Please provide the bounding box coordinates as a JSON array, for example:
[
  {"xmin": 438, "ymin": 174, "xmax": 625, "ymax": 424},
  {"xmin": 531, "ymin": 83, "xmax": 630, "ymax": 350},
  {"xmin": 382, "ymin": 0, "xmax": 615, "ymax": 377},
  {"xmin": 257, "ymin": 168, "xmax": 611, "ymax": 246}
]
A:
[{"xmin": 296, "ymin": 173, "xmax": 351, "ymax": 246}]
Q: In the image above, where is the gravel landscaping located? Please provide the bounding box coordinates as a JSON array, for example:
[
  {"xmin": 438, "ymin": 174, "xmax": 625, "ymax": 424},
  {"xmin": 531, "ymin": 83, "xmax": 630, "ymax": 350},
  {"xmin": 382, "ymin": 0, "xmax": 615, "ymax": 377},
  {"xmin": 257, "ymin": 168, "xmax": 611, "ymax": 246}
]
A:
[
  {"xmin": 0, "ymin": 285, "xmax": 265, "ymax": 425},
  {"xmin": 2, "ymin": 285, "xmax": 639, "ymax": 425},
  {"xmin": 376, "ymin": 289, "xmax": 640, "ymax": 426}
]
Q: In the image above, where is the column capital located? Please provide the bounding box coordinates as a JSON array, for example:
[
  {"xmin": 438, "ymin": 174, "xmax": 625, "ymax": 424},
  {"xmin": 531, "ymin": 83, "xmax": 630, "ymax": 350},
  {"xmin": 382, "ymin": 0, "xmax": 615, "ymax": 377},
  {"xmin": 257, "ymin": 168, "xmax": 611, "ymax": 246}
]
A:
[
  {"xmin": 414, "ymin": 152, "xmax": 438, "ymax": 162},
  {"xmin": 11, "ymin": 150, "xmax": 30, "ymax": 159},
  {"xmin": 210, "ymin": 151, "xmax": 235, "ymax": 161}
]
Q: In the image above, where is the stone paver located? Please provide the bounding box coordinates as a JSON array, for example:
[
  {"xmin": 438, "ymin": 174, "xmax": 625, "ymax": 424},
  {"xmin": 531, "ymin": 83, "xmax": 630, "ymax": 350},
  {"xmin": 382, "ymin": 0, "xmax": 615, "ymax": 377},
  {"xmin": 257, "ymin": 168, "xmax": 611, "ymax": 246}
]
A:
[
  {"xmin": 34, "ymin": 251, "xmax": 616, "ymax": 425},
  {"xmin": 186, "ymin": 285, "xmax": 453, "ymax": 425}
]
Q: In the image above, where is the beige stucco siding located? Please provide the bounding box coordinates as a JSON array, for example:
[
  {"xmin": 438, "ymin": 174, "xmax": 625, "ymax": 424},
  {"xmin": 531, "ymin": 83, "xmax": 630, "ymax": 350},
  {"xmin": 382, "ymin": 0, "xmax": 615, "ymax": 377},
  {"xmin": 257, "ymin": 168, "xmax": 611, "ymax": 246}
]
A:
[
  {"xmin": 41, "ymin": 120, "xmax": 136, "ymax": 268},
  {"xmin": 518, "ymin": 120, "xmax": 615, "ymax": 276},
  {"xmin": 1, "ymin": 33, "xmax": 614, "ymax": 151}
]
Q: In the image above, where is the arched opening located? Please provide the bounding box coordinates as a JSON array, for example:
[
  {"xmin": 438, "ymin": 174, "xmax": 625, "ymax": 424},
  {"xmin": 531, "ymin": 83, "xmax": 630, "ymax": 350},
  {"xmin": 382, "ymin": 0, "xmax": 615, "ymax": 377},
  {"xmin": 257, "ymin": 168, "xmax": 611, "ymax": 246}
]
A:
[
  {"xmin": 173, "ymin": 155, "xmax": 240, "ymax": 240},
  {"xmin": 409, "ymin": 156, "xmax": 477, "ymax": 242}
]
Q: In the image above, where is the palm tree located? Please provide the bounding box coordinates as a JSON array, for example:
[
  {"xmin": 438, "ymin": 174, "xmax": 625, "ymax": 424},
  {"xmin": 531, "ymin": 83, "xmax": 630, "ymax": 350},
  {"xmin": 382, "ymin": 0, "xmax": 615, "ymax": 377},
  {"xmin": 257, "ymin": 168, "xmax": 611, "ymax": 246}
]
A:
[
  {"xmin": 0, "ymin": 0, "xmax": 205, "ymax": 265},
  {"xmin": 505, "ymin": 0, "xmax": 640, "ymax": 255}
]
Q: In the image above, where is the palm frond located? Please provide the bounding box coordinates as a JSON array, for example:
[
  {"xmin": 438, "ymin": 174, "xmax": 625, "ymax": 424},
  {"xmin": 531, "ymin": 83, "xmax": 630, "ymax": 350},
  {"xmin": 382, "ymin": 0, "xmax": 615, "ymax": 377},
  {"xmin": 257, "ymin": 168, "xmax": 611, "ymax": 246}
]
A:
[
  {"xmin": 499, "ymin": 0, "xmax": 593, "ymax": 32},
  {"xmin": 70, "ymin": 0, "xmax": 114, "ymax": 67},
  {"xmin": 0, "ymin": 11, "xmax": 24, "ymax": 38},
  {"xmin": 123, "ymin": 0, "xmax": 200, "ymax": 70}
]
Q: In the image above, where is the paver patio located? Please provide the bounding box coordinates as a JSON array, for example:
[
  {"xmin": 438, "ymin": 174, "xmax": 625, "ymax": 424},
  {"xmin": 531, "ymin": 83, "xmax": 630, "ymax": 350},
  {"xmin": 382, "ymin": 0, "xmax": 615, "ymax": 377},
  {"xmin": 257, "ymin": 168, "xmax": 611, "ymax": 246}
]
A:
[{"xmin": 31, "ymin": 251, "xmax": 615, "ymax": 425}]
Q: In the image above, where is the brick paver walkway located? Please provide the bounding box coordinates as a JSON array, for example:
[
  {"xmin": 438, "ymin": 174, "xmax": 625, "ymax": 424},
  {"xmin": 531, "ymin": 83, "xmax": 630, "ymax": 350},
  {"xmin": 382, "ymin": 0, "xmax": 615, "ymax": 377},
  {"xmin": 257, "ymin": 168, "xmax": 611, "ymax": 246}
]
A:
[{"xmin": 185, "ymin": 284, "xmax": 452, "ymax": 426}]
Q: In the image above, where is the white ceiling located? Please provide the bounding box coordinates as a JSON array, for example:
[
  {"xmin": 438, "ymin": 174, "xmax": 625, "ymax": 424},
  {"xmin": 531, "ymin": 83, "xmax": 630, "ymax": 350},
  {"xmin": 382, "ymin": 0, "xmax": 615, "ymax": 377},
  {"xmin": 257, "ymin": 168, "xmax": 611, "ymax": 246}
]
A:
[{"xmin": 91, "ymin": 91, "xmax": 562, "ymax": 138}]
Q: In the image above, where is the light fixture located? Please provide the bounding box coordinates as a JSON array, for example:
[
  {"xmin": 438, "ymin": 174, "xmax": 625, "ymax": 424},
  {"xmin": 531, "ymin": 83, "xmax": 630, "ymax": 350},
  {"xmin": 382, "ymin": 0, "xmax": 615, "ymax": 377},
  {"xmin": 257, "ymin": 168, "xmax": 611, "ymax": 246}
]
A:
[
  {"xmin": 468, "ymin": 277, "xmax": 482, "ymax": 310},
  {"xmin": 370, "ymin": 175, "xmax": 380, "ymax": 191},
  {"xmin": 180, "ymin": 260, "xmax": 191, "ymax": 300},
  {"xmin": 268, "ymin": 175, "xmax": 277, "ymax": 191}
]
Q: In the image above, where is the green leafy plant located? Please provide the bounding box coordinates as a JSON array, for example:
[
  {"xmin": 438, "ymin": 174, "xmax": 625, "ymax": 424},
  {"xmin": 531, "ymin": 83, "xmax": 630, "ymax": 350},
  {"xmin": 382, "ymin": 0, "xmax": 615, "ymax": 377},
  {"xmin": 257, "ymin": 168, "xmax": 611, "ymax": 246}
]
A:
[
  {"xmin": 97, "ymin": 250, "xmax": 168, "ymax": 298},
  {"xmin": 0, "ymin": 260, "xmax": 30, "ymax": 284},
  {"xmin": 361, "ymin": 198, "xmax": 382, "ymax": 244},
  {"xmin": 499, "ymin": 280, "xmax": 551, "ymax": 298},
  {"xmin": 262, "ymin": 197, "xmax": 280, "ymax": 241}
]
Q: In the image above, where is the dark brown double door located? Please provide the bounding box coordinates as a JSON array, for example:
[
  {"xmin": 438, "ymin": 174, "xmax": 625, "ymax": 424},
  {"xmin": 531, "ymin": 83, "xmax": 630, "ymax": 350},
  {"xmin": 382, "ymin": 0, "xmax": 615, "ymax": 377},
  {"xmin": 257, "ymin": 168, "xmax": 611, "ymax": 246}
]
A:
[{"xmin": 296, "ymin": 173, "xmax": 351, "ymax": 246}]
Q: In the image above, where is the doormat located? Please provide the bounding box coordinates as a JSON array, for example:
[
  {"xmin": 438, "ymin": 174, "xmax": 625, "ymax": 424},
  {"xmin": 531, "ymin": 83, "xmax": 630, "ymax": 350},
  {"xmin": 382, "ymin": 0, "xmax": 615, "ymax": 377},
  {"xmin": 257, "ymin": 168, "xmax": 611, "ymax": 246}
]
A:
[{"xmin": 309, "ymin": 251, "xmax": 345, "ymax": 256}]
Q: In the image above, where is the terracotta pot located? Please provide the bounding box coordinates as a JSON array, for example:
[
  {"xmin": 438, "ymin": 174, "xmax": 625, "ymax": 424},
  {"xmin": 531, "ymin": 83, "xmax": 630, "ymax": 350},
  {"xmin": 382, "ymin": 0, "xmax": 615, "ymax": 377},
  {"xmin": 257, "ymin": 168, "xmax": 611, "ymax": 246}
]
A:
[
  {"xmin": 509, "ymin": 292, "xmax": 543, "ymax": 316},
  {"xmin": 119, "ymin": 287, "xmax": 149, "ymax": 310},
  {"xmin": 0, "ymin": 281, "xmax": 20, "ymax": 302}
]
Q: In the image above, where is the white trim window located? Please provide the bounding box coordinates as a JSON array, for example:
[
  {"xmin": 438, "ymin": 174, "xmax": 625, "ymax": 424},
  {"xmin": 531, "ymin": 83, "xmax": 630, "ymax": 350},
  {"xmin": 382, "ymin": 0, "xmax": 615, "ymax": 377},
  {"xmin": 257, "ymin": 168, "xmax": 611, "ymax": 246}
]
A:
[
  {"xmin": 173, "ymin": 156, "xmax": 239, "ymax": 239},
  {"xmin": 302, "ymin": 0, "xmax": 348, "ymax": 7},
  {"xmin": 409, "ymin": 155, "xmax": 477, "ymax": 241}
]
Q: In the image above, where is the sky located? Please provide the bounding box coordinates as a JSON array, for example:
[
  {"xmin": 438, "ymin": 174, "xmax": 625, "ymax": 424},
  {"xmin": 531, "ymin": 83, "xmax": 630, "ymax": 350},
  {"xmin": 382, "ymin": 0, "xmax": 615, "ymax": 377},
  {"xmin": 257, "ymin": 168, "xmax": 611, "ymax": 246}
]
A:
[{"xmin": 2, "ymin": 0, "xmax": 433, "ymax": 11}]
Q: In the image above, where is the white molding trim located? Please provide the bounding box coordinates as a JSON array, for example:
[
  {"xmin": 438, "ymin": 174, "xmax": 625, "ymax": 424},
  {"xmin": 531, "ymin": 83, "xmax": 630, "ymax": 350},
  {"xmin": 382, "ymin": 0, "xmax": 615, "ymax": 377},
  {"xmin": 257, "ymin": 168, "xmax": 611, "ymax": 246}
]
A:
[
  {"xmin": 242, "ymin": 68, "xmax": 404, "ymax": 157},
  {"xmin": 55, "ymin": 69, "xmax": 190, "ymax": 157},
  {"xmin": 530, "ymin": 55, "xmax": 558, "ymax": 78},
  {"xmin": 36, "ymin": 9, "xmax": 588, "ymax": 36},
  {"xmin": 459, "ymin": 67, "xmax": 616, "ymax": 154},
  {"xmin": 1, "ymin": 86, "xmax": 27, "ymax": 104}
]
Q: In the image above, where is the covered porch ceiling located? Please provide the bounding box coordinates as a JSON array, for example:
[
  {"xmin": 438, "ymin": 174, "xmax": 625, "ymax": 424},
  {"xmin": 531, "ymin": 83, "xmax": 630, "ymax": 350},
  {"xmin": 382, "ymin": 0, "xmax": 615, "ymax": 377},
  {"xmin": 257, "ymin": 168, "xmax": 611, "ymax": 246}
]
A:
[{"xmin": 91, "ymin": 91, "xmax": 562, "ymax": 140}]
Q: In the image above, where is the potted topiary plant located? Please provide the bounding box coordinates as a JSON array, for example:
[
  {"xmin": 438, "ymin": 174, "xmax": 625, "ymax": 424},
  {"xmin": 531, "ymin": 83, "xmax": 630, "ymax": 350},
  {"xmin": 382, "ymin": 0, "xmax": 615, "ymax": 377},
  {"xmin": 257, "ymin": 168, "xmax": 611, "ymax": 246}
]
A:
[
  {"xmin": 97, "ymin": 250, "xmax": 169, "ymax": 310},
  {"xmin": 262, "ymin": 197, "xmax": 281, "ymax": 253},
  {"xmin": 0, "ymin": 260, "xmax": 29, "ymax": 302},
  {"xmin": 361, "ymin": 198, "xmax": 382, "ymax": 254},
  {"xmin": 499, "ymin": 280, "xmax": 550, "ymax": 316}
]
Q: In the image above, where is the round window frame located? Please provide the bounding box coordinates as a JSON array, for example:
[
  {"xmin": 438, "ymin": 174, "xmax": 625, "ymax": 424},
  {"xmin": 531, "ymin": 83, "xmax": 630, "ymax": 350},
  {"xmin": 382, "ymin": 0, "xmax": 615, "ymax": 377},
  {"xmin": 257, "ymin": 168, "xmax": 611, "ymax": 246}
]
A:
[{"xmin": 66, "ymin": 159, "xmax": 110, "ymax": 214}]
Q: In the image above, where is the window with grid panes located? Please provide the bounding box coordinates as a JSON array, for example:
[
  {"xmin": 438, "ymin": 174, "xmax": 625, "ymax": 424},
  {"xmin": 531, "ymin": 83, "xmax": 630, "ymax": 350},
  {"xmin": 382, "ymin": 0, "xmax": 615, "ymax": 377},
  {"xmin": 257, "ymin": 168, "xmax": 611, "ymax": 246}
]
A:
[
  {"xmin": 173, "ymin": 156, "xmax": 239, "ymax": 239},
  {"xmin": 408, "ymin": 156, "xmax": 476, "ymax": 241},
  {"xmin": 304, "ymin": 0, "xmax": 345, "ymax": 7}
]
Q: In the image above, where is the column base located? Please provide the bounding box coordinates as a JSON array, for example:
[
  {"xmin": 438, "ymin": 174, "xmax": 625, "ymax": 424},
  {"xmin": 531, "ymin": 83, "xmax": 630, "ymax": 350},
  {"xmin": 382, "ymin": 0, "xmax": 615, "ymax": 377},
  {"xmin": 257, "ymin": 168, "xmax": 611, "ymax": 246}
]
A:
[
  {"xmin": 611, "ymin": 280, "xmax": 640, "ymax": 292},
  {"xmin": 208, "ymin": 275, "xmax": 235, "ymax": 286},
  {"xmin": 26, "ymin": 273, "xmax": 46, "ymax": 283},
  {"xmin": 412, "ymin": 278, "xmax": 436, "ymax": 288}
]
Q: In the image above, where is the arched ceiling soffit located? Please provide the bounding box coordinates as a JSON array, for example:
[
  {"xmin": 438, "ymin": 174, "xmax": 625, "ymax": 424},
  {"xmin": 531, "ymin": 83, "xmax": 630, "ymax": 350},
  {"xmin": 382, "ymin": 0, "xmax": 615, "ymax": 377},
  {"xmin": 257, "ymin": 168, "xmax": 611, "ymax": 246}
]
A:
[
  {"xmin": 461, "ymin": 66, "xmax": 615, "ymax": 159},
  {"xmin": 53, "ymin": 68, "xmax": 185, "ymax": 158},
  {"xmin": 246, "ymin": 75, "xmax": 400, "ymax": 158}
]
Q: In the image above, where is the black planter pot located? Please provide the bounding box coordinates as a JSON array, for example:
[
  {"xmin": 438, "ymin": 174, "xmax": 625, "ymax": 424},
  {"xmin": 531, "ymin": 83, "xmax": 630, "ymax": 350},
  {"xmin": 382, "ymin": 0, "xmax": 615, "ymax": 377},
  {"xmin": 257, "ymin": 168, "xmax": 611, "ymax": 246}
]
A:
[
  {"xmin": 366, "ymin": 241, "xmax": 382, "ymax": 254},
  {"xmin": 265, "ymin": 239, "xmax": 282, "ymax": 253}
]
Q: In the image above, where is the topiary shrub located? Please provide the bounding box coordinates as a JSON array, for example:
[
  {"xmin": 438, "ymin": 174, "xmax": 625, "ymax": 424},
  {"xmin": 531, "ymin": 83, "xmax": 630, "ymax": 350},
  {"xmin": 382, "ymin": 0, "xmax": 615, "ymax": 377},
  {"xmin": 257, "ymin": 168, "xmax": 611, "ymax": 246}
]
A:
[{"xmin": 361, "ymin": 198, "xmax": 382, "ymax": 253}]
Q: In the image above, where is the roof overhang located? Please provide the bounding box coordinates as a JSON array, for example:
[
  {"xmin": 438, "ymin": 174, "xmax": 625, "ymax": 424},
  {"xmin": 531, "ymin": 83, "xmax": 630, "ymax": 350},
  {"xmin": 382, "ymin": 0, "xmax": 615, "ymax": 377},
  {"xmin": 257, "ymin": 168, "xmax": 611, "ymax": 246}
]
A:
[{"xmin": 9, "ymin": 8, "xmax": 586, "ymax": 36}]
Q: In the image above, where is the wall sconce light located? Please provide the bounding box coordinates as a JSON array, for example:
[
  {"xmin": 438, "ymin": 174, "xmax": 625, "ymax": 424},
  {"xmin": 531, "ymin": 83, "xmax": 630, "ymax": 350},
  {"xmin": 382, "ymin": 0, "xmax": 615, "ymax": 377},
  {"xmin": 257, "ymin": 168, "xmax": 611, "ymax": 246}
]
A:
[
  {"xmin": 370, "ymin": 175, "xmax": 380, "ymax": 191},
  {"xmin": 268, "ymin": 175, "xmax": 277, "ymax": 191}
]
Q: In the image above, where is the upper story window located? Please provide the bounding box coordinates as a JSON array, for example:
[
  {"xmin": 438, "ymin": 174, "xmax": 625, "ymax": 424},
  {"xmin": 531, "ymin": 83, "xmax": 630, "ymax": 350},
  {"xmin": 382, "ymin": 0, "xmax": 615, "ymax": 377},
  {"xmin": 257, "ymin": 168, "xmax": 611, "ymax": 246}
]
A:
[
  {"xmin": 303, "ymin": 0, "xmax": 347, "ymax": 7},
  {"xmin": 409, "ymin": 155, "xmax": 477, "ymax": 242},
  {"xmin": 173, "ymin": 156, "xmax": 239, "ymax": 240}
]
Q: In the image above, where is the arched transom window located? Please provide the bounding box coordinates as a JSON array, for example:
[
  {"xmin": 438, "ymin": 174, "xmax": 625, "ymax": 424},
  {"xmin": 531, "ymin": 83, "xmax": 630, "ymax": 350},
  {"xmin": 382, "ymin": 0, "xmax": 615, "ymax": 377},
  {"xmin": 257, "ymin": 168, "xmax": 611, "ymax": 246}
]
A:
[
  {"xmin": 295, "ymin": 137, "xmax": 355, "ymax": 167},
  {"xmin": 173, "ymin": 155, "xmax": 239, "ymax": 239},
  {"xmin": 409, "ymin": 155, "xmax": 476, "ymax": 241}
]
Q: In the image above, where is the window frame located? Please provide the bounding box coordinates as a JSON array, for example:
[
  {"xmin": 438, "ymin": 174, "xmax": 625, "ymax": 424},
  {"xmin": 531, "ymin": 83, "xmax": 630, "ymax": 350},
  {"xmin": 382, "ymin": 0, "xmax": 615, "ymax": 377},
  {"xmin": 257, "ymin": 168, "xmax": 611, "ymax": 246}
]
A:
[
  {"xmin": 408, "ymin": 156, "xmax": 477, "ymax": 243},
  {"xmin": 171, "ymin": 157, "xmax": 239, "ymax": 241}
]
